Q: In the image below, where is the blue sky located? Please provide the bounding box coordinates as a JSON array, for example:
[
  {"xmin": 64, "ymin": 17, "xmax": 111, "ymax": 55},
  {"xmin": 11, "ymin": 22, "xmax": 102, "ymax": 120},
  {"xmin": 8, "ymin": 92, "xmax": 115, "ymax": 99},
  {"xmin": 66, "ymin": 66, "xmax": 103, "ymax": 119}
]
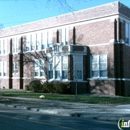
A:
[{"xmin": 0, "ymin": 0, "xmax": 129, "ymax": 28}]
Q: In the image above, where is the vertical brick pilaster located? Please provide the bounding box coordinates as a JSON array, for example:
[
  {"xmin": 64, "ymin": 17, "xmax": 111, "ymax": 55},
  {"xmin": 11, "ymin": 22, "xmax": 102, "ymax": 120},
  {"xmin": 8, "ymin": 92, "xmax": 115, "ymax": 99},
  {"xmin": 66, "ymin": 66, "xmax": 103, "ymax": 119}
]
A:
[
  {"xmin": 114, "ymin": 19, "xmax": 117, "ymax": 42},
  {"xmin": 68, "ymin": 55, "xmax": 73, "ymax": 80},
  {"xmin": 73, "ymin": 27, "xmax": 76, "ymax": 45},
  {"xmin": 19, "ymin": 37, "xmax": 23, "ymax": 89},
  {"xmin": 9, "ymin": 38, "xmax": 12, "ymax": 89},
  {"xmin": 56, "ymin": 30, "xmax": 59, "ymax": 43}
]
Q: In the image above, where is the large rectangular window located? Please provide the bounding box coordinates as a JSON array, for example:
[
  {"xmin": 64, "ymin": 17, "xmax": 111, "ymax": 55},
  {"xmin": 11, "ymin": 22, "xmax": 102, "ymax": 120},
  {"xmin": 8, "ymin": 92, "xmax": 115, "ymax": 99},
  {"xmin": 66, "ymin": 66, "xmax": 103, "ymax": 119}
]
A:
[
  {"xmin": 0, "ymin": 62, "xmax": 7, "ymax": 77},
  {"xmin": 48, "ymin": 57, "xmax": 53, "ymax": 79},
  {"xmin": 36, "ymin": 33, "xmax": 41, "ymax": 50},
  {"xmin": 0, "ymin": 39, "xmax": 6, "ymax": 55},
  {"xmin": 12, "ymin": 37, "xmax": 18, "ymax": 53},
  {"xmin": 91, "ymin": 54, "xmax": 107, "ymax": 78},
  {"xmin": 47, "ymin": 30, "xmax": 53, "ymax": 47},
  {"xmin": 26, "ymin": 35, "xmax": 31, "ymax": 51},
  {"xmin": 125, "ymin": 22, "xmax": 130, "ymax": 45},
  {"xmin": 41, "ymin": 32, "xmax": 45, "ymax": 49},
  {"xmin": 34, "ymin": 59, "xmax": 44, "ymax": 77},
  {"xmin": 61, "ymin": 28, "xmax": 68, "ymax": 45},
  {"xmin": 13, "ymin": 62, "xmax": 19, "ymax": 73},
  {"xmin": 31, "ymin": 34, "xmax": 35, "ymax": 51},
  {"xmin": 62, "ymin": 56, "xmax": 68, "ymax": 79},
  {"xmin": 55, "ymin": 56, "xmax": 60, "ymax": 79},
  {"xmin": 73, "ymin": 55, "xmax": 83, "ymax": 80},
  {"xmin": 3, "ymin": 40, "xmax": 6, "ymax": 54}
]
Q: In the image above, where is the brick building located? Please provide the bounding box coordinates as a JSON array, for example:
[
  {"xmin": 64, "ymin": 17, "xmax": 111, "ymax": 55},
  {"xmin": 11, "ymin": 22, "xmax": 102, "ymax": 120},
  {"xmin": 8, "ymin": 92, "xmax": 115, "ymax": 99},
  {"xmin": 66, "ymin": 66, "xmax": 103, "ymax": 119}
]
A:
[{"xmin": 0, "ymin": 1, "xmax": 130, "ymax": 96}]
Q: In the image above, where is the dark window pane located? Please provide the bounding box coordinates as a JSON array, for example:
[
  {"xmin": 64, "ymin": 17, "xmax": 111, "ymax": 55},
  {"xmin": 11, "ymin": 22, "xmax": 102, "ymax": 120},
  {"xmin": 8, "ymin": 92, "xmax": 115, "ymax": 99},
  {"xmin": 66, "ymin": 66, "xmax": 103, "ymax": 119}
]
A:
[
  {"xmin": 48, "ymin": 71, "xmax": 53, "ymax": 79},
  {"xmin": 62, "ymin": 71, "xmax": 68, "ymax": 79},
  {"xmin": 3, "ymin": 73, "xmax": 6, "ymax": 76},
  {"xmin": 26, "ymin": 47, "xmax": 29, "ymax": 51},
  {"xmin": 35, "ymin": 72, "xmax": 38, "ymax": 76},
  {"xmin": 41, "ymin": 45, "xmax": 44, "ymax": 49},
  {"xmin": 55, "ymin": 71, "xmax": 60, "ymax": 79},
  {"xmin": 76, "ymin": 70, "xmax": 82, "ymax": 79},
  {"xmin": 100, "ymin": 70, "xmax": 107, "ymax": 77},
  {"xmin": 40, "ymin": 72, "xmax": 44, "ymax": 76},
  {"xmin": 92, "ymin": 71, "xmax": 99, "ymax": 77}
]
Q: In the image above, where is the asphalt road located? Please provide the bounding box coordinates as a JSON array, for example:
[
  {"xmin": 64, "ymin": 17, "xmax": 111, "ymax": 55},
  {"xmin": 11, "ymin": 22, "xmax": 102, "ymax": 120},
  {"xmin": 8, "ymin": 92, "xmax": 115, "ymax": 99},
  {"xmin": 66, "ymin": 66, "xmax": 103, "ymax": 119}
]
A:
[{"xmin": 0, "ymin": 106, "xmax": 118, "ymax": 130}]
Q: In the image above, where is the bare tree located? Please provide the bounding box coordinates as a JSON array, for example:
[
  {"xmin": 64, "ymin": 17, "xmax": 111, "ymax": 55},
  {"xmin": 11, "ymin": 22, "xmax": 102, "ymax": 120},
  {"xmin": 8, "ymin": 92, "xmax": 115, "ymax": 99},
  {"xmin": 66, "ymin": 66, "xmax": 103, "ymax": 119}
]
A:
[{"xmin": 46, "ymin": 0, "xmax": 73, "ymax": 11}]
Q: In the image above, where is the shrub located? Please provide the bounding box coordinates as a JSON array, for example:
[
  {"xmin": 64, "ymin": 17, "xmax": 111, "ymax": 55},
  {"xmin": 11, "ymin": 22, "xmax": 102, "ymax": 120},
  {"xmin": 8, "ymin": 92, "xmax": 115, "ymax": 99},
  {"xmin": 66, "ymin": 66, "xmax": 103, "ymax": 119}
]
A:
[
  {"xmin": 25, "ymin": 85, "xmax": 30, "ymax": 91},
  {"xmin": 42, "ymin": 82, "xmax": 56, "ymax": 93},
  {"xmin": 42, "ymin": 82, "xmax": 70, "ymax": 94},
  {"xmin": 29, "ymin": 80, "xmax": 42, "ymax": 92},
  {"xmin": 54, "ymin": 82, "xmax": 70, "ymax": 94}
]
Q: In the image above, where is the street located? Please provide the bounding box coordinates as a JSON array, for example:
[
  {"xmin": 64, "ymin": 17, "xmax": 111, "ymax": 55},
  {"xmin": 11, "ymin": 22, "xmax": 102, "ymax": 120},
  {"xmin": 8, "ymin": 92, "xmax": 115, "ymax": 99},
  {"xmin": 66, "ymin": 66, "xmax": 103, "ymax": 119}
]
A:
[{"xmin": 0, "ymin": 105, "xmax": 118, "ymax": 130}]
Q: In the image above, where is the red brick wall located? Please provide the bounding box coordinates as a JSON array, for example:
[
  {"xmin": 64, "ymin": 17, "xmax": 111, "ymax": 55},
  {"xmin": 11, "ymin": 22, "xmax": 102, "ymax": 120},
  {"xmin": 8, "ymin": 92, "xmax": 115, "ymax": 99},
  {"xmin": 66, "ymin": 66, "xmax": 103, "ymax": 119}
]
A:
[{"xmin": 75, "ymin": 20, "xmax": 114, "ymax": 45}]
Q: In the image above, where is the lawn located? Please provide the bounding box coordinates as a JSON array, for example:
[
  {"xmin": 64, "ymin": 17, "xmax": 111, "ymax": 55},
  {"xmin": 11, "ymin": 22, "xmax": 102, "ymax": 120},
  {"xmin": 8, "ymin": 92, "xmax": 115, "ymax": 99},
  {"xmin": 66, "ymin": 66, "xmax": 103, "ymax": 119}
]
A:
[{"xmin": 0, "ymin": 89, "xmax": 130, "ymax": 105}]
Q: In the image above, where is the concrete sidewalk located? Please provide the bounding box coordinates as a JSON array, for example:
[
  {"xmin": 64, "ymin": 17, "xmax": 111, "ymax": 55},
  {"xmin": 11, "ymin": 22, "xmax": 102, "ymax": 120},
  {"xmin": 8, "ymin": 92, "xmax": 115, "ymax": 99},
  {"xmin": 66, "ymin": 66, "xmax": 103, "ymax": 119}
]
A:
[{"xmin": 0, "ymin": 96, "xmax": 129, "ymax": 122}]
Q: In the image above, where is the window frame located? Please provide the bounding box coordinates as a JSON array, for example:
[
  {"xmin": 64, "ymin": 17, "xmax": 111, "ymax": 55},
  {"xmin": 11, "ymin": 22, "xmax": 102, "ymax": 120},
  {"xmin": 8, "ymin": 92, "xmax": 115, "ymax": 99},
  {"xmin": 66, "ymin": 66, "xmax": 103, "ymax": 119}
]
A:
[
  {"xmin": 125, "ymin": 22, "xmax": 130, "ymax": 45},
  {"xmin": 12, "ymin": 62, "xmax": 19, "ymax": 74},
  {"xmin": 0, "ymin": 62, "xmax": 7, "ymax": 77},
  {"xmin": 0, "ymin": 39, "xmax": 7, "ymax": 55},
  {"xmin": 34, "ymin": 59, "xmax": 44, "ymax": 77},
  {"xmin": 73, "ymin": 55, "xmax": 83, "ymax": 81},
  {"xmin": 48, "ymin": 56, "xmax": 53, "ymax": 80},
  {"xmin": 62, "ymin": 56, "xmax": 68, "ymax": 79},
  {"xmin": 91, "ymin": 54, "xmax": 107, "ymax": 78},
  {"xmin": 54, "ymin": 56, "xmax": 61, "ymax": 80}
]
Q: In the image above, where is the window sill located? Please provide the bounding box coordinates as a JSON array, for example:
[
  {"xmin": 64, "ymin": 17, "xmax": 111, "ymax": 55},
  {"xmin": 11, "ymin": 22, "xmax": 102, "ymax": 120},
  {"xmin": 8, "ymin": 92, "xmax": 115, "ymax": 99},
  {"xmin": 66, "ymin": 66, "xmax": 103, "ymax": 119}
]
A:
[{"xmin": 88, "ymin": 77, "xmax": 108, "ymax": 80}]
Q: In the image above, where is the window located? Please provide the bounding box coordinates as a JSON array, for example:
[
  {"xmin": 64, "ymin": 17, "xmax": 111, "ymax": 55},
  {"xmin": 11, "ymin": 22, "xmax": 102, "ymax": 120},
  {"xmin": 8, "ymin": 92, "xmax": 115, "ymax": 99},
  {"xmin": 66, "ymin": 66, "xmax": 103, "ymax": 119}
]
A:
[
  {"xmin": 30, "ymin": 34, "xmax": 35, "ymax": 51},
  {"xmin": 0, "ymin": 41, "xmax": 1, "ymax": 54},
  {"xmin": 26, "ymin": 35, "xmax": 31, "ymax": 51},
  {"xmin": 125, "ymin": 22, "xmax": 130, "ymax": 45},
  {"xmin": 13, "ymin": 62, "xmax": 19, "ymax": 73},
  {"xmin": 48, "ymin": 57, "xmax": 53, "ymax": 79},
  {"xmin": 36, "ymin": 33, "xmax": 41, "ymax": 50},
  {"xmin": 43, "ymin": 31, "xmax": 48, "ymax": 49},
  {"xmin": 55, "ymin": 56, "xmax": 60, "ymax": 79},
  {"xmin": 3, "ymin": 40, "xmax": 6, "ymax": 54},
  {"xmin": 91, "ymin": 54, "xmax": 107, "ymax": 78},
  {"xmin": 3, "ymin": 62, "xmax": 6, "ymax": 76},
  {"xmin": 0, "ymin": 39, "xmax": 6, "ymax": 55},
  {"xmin": 34, "ymin": 59, "xmax": 44, "ymax": 77},
  {"xmin": 59, "ymin": 28, "xmax": 69, "ymax": 45},
  {"xmin": 47, "ymin": 30, "xmax": 53, "ymax": 47},
  {"xmin": 0, "ymin": 62, "xmax": 7, "ymax": 77},
  {"xmin": 73, "ymin": 55, "xmax": 83, "ymax": 80},
  {"xmin": 65, "ymin": 28, "xmax": 69, "ymax": 45},
  {"xmin": 47, "ymin": 55, "xmax": 68, "ymax": 80},
  {"xmin": 41, "ymin": 32, "xmax": 45, "ymax": 49},
  {"xmin": 12, "ymin": 38, "xmax": 18, "ymax": 53},
  {"xmin": 62, "ymin": 56, "xmax": 68, "ymax": 79}
]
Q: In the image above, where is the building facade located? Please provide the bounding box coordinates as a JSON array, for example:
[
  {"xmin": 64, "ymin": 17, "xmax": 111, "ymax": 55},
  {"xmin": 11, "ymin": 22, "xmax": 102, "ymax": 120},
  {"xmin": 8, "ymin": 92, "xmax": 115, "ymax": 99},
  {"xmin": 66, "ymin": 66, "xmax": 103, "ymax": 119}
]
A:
[{"xmin": 0, "ymin": 1, "xmax": 130, "ymax": 96}]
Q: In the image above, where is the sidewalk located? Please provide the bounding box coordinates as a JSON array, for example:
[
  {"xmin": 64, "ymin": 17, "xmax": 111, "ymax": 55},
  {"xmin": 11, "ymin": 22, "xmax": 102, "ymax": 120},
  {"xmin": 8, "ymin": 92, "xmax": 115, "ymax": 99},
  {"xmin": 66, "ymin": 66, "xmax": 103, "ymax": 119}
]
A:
[{"xmin": 0, "ymin": 96, "xmax": 129, "ymax": 122}]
